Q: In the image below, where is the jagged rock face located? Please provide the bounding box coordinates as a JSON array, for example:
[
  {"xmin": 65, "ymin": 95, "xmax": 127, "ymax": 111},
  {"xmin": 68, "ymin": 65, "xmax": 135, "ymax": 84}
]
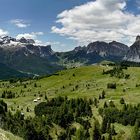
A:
[
  {"xmin": 0, "ymin": 36, "xmax": 62, "ymax": 75},
  {"xmin": 86, "ymin": 41, "xmax": 128, "ymax": 57},
  {"xmin": 125, "ymin": 36, "xmax": 140, "ymax": 62},
  {"xmin": 87, "ymin": 42, "xmax": 109, "ymax": 57},
  {"xmin": 0, "ymin": 36, "xmax": 16, "ymax": 45},
  {"xmin": 109, "ymin": 41, "xmax": 129, "ymax": 55},
  {"xmin": 19, "ymin": 37, "xmax": 35, "ymax": 44},
  {"xmin": 0, "ymin": 35, "xmax": 136, "ymax": 75},
  {"xmin": 0, "ymin": 36, "xmax": 55, "ymax": 58},
  {"xmin": 59, "ymin": 40, "xmax": 129, "ymax": 64},
  {"xmin": 73, "ymin": 46, "xmax": 87, "ymax": 52},
  {"xmin": 136, "ymin": 35, "xmax": 140, "ymax": 42}
]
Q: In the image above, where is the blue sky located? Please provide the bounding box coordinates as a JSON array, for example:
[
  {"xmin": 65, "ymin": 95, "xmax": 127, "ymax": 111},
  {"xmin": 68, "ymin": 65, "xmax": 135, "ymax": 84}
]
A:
[{"xmin": 0, "ymin": 0, "xmax": 140, "ymax": 51}]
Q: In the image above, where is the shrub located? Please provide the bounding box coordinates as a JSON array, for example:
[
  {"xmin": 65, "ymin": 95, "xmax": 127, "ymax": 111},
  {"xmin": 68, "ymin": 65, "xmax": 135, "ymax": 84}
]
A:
[
  {"xmin": 120, "ymin": 98, "xmax": 125, "ymax": 104},
  {"xmin": 107, "ymin": 83, "xmax": 116, "ymax": 89}
]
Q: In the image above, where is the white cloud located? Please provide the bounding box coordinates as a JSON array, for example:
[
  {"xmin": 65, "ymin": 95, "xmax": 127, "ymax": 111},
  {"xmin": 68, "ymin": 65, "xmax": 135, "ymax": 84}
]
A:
[
  {"xmin": 11, "ymin": 19, "xmax": 30, "ymax": 28},
  {"xmin": 16, "ymin": 33, "xmax": 36, "ymax": 40},
  {"xmin": 52, "ymin": 0, "xmax": 140, "ymax": 46},
  {"xmin": 35, "ymin": 39, "xmax": 61, "ymax": 46},
  {"xmin": 35, "ymin": 40, "xmax": 50, "ymax": 46},
  {"xmin": 16, "ymin": 32, "xmax": 60, "ymax": 46},
  {"xmin": 0, "ymin": 29, "xmax": 9, "ymax": 37},
  {"xmin": 16, "ymin": 32, "xmax": 45, "ymax": 45},
  {"xmin": 16, "ymin": 32, "xmax": 44, "ymax": 40},
  {"xmin": 16, "ymin": 31, "xmax": 67, "ymax": 51}
]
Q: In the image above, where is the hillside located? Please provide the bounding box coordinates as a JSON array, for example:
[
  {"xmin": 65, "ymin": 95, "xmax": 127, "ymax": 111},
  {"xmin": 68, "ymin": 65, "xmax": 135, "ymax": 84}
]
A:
[
  {"xmin": 0, "ymin": 128, "xmax": 23, "ymax": 140},
  {"xmin": 1, "ymin": 35, "xmax": 140, "ymax": 78},
  {"xmin": 0, "ymin": 36, "xmax": 63, "ymax": 76},
  {"xmin": 1, "ymin": 65, "xmax": 139, "ymax": 103},
  {"xmin": 0, "ymin": 63, "xmax": 28, "ymax": 80},
  {"xmin": 0, "ymin": 35, "xmax": 130, "ymax": 76},
  {"xmin": 0, "ymin": 65, "xmax": 140, "ymax": 139}
]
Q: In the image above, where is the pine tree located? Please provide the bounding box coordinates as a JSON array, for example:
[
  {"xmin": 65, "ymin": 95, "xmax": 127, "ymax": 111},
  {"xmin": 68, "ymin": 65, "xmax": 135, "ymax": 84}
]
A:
[
  {"xmin": 26, "ymin": 107, "xmax": 29, "ymax": 112},
  {"xmin": 101, "ymin": 117, "xmax": 108, "ymax": 134},
  {"xmin": 103, "ymin": 101, "xmax": 108, "ymax": 108},
  {"xmin": 92, "ymin": 120, "xmax": 101, "ymax": 140},
  {"xmin": 101, "ymin": 90, "xmax": 106, "ymax": 99},
  {"xmin": 99, "ymin": 95, "xmax": 102, "ymax": 100},
  {"xmin": 24, "ymin": 84, "xmax": 27, "ymax": 88},
  {"xmin": 34, "ymin": 83, "xmax": 37, "ymax": 87},
  {"xmin": 111, "ymin": 125, "xmax": 116, "ymax": 136},
  {"xmin": 122, "ymin": 103, "xmax": 127, "ymax": 111},
  {"xmin": 94, "ymin": 98, "xmax": 98, "ymax": 108},
  {"xmin": 120, "ymin": 98, "xmax": 125, "ymax": 104},
  {"xmin": 45, "ymin": 94, "xmax": 48, "ymax": 100}
]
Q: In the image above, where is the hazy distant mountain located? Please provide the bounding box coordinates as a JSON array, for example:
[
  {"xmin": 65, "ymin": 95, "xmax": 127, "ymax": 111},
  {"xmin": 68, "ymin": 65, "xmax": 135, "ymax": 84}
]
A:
[
  {"xmin": 58, "ymin": 41, "xmax": 129, "ymax": 65},
  {"xmin": 125, "ymin": 36, "xmax": 140, "ymax": 62}
]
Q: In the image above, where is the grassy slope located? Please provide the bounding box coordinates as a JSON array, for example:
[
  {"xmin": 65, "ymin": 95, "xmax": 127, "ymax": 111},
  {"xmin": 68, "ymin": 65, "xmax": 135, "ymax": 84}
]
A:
[
  {"xmin": 0, "ymin": 128, "xmax": 23, "ymax": 140},
  {"xmin": 0, "ymin": 63, "xmax": 27, "ymax": 80},
  {"xmin": 0, "ymin": 65, "xmax": 140, "ymax": 139}
]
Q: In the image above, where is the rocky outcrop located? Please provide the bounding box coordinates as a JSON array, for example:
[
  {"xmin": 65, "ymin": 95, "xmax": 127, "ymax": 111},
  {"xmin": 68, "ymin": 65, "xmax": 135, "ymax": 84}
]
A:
[{"xmin": 125, "ymin": 35, "xmax": 140, "ymax": 62}]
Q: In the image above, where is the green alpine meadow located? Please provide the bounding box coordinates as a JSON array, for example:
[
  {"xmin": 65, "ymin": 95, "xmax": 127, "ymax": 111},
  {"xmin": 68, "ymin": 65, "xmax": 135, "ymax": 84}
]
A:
[
  {"xmin": 1, "ymin": 0, "xmax": 140, "ymax": 139},
  {"xmin": 0, "ymin": 64, "xmax": 140, "ymax": 139}
]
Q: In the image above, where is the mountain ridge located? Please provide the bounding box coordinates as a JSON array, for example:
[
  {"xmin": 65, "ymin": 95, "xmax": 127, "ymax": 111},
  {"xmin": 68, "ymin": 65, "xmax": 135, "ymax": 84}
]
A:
[
  {"xmin": 58, "ymin": 40, "xmax": 129, "ymax": 65},
  {"xmin": 0, "ymin": 35, "xmax": 140, "ymax": 79},
  {"xmin": 0, "ymin": 36, "xmax": 63, "ymax": 76},
  {"xmin": 125, "ymin": 35, "xmax": 140, "ymax": 62}
]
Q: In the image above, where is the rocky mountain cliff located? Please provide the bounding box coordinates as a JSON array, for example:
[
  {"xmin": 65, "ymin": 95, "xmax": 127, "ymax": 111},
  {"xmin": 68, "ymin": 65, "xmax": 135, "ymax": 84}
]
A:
[
  {"xmin": 1, "ymin": 35, "xmax": 140, "ymax": 78},
  {"xmin": 58, "ymin": 41, "xmax": 129, "ymax": 64},
  {"xmin": 125, "ymin": 36, "xmax": 140, "ymax": 62},
  {"xmin": 0, "ymin": 36, "xmax": 63, "ymax": 75}
]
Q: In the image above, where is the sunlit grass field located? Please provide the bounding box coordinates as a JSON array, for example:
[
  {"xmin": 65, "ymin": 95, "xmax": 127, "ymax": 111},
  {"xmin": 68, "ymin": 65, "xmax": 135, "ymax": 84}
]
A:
[{"xmin": 0, "ymin": 65, "xmax": 140, "ymax": 139}]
